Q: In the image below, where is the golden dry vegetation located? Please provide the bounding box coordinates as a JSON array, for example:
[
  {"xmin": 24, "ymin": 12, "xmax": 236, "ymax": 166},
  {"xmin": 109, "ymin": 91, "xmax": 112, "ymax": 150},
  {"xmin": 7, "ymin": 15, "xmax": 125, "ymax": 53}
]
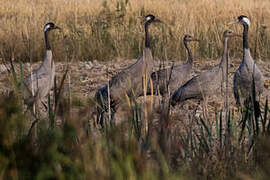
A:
[{"xmin": 0, "ymin": 0, "xmax": 270, "ymax": 63}]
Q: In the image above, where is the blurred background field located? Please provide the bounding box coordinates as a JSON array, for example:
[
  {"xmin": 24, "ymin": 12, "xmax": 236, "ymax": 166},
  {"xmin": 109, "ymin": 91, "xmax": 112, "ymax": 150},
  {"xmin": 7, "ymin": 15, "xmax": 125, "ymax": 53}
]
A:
[
  {"xmin": 0, "ymin": 0, "xmax": 270, "ymax": 63},
  {"xmin": 0, "ymin": 0, "xmax": 270, "ymax": 180}
]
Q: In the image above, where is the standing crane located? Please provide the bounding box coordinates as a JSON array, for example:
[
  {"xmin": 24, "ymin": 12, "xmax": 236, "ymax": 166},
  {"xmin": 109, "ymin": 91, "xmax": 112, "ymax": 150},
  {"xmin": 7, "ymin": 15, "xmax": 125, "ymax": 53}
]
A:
[
  {"xmin": 22, "ymin": 22, "xmax": 61, "ymax": 107},
  {"xmin": 96, "ymin": 14, "xmax": 163, "ymax": 126},
  {"xmin": 170, "ymin": 30, "xmax": 240, "ymax": 117},
  {"xmin": 229, "ymin": 15, "xmax": 264, "ymax": 113},
  {"xmin": 149, "ymin": 34, "xmax": 199, "ymax": 96}
]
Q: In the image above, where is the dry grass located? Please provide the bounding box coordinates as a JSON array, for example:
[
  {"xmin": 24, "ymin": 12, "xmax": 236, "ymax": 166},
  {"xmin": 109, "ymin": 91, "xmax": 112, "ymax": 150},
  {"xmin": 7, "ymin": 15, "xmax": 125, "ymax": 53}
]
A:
[{"xmin": 0, "ymin": 0, "xmax": 270, "ymax": 63}]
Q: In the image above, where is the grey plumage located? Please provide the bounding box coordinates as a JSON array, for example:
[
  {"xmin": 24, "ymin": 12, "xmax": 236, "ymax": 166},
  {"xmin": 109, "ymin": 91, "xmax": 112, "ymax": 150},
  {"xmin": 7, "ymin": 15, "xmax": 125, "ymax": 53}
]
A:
[
  {"xmin": 23, "ymin": 51, "xmax": 55, "ymax": 105},
  {"xmin": 95, "ymin": 14, "xmax": 163, "ymax": 126},
  {"xmin": 229, "ymin": 15, "xmax": 264, "ymax": 107},
  {"xmin": 22, "ymin": 22, "xmax": 60, "ymax": 106},
  {"xmin": 96, "ymin": 49, "xmax": 154, "ymax": 125},
  {"xmin": 109, "ymin": 48, "xmax": 154, "ymax": 103},
  {"xmin": 171, "ymin": 30, "xmax": 239, "ymax": 106},
  {"xmin": 148, "ymin": 34, "xmax": 199, "ymax": 95}
]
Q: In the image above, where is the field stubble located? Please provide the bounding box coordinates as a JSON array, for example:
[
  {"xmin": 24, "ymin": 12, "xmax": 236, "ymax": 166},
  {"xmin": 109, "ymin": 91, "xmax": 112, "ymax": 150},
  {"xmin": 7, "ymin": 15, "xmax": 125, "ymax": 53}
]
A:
[{"xmin": 1, "ymin": 57, "xmax": 269, "ymax": 179}]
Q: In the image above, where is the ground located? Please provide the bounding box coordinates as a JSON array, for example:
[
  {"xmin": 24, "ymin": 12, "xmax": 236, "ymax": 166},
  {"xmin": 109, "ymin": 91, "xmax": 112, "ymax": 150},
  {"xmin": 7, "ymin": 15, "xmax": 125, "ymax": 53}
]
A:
[{"xmin": 0, "ymin": 57, "xmax": 269, "ymax": 123}]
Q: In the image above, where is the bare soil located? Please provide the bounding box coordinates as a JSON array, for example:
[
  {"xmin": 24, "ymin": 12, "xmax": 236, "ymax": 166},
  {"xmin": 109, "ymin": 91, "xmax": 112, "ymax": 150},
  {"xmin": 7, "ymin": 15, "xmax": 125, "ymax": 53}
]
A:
[{"xmin": 0, "ymin": 58, "xmax": 269, "ymax": 123}]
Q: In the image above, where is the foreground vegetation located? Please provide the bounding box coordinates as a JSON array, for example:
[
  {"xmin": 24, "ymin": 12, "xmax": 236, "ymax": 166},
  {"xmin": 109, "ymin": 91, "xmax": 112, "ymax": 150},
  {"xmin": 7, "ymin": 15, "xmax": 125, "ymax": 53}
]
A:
[
  {"xmin": 0, "ymin": 78, "xmax": 269, "ymax": 179},
  {"xmin": 0, "ymin": 0, "xmax": 270, "ymax": 63}
]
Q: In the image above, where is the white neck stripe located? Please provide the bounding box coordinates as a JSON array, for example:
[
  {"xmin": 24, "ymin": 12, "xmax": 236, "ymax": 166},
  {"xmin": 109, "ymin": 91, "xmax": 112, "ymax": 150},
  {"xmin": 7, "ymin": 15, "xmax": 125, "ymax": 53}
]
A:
[
  {"xmin": 242, "ymin": 17, "xmax": 250, "ymax": 26},
  {"xmin": 44, "ymin": 24, "xmax": 51, "ymax": 32}
]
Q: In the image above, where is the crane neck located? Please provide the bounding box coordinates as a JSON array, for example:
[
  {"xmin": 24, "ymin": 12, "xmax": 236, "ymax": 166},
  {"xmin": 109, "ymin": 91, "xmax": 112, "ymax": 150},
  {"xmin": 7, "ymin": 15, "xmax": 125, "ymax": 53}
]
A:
[
  {"xmin": 42, "ymin": 50, "xmax": 54, "ymax": 70},
  {"xmin": 184, "ymin": 40, "xmax": 193, "ymax": 64},
  {"xmin": 220, "ymin": 37, "xmax": 228, "ymax": 68},
  {"xmin": 242, "ymin": 23, "xmax": 249, "ymax": 50},
  {"xmin": 145, "ymin": 22, "xmax": 150, "ymax": 48},
  {"xmin": 44, "ymin": 30, "xmax": 51, "ymax": 50},
  {"xmin": 44, "ymin": 30, "xmax": 54, "ymax": 69}
]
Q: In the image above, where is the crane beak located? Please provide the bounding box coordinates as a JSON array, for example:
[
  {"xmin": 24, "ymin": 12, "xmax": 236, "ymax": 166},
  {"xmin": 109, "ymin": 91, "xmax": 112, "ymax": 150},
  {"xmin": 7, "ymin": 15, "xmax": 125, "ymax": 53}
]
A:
[
  {"xmin": 228, "ymin": 20, "xmax": 238, "ymax": 25},
  {"xmin": 55, "ymin": 26, "xmax": 62, "ymax": 31},
  {"xmin": 142, "ymin": 19, "xmax": 147, "ymax": 25},
  {"xmin": 233, "ymin": 33, "xmax": 241, "ymax": 37},
  {"xmin": 154, "ymin": 18, "xmax": 163, "ymax": 24},
  {"xmin": 193, "ymin": 38, "xmax": 200, "ymax": 42}
]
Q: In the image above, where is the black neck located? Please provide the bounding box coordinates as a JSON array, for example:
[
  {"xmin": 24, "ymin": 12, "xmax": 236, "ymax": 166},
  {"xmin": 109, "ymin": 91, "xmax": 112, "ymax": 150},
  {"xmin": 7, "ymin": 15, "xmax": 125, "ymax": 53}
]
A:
[
  {"xmin": 184, "ymin": 40, "xmax": 193, "ymax": 63},
  {"xmin": 45, "ymin": 30, "xmax": 51, "ymax": 50},
  {"xmin": 243, "ymin": 23, "xmax": 249, "ymax": 49},
  {"xmin": 145, "ymin": 22, "xmax": 150, "ymax": 48}
]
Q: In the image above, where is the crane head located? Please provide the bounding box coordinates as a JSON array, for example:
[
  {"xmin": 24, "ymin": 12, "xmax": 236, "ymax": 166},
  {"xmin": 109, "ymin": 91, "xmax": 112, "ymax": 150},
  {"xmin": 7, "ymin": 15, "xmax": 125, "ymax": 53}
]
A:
[
  {"xmin": 143, "ymin": 14, "xmax": 163, "ymax": 24},
  {"xmin": 228, "ymin": 15, "xmax": 250, "ymax": 26},
  {"xmin": 44, "ymin": 22, "xmax": 61, "ymax": 32},
  {"xmin": 223, "ymin": 30, "xmax": 241, "ymax": 38},
  {"xmin": 183, "ymin": 34, "xmax": 200, "ymax": 42}
]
